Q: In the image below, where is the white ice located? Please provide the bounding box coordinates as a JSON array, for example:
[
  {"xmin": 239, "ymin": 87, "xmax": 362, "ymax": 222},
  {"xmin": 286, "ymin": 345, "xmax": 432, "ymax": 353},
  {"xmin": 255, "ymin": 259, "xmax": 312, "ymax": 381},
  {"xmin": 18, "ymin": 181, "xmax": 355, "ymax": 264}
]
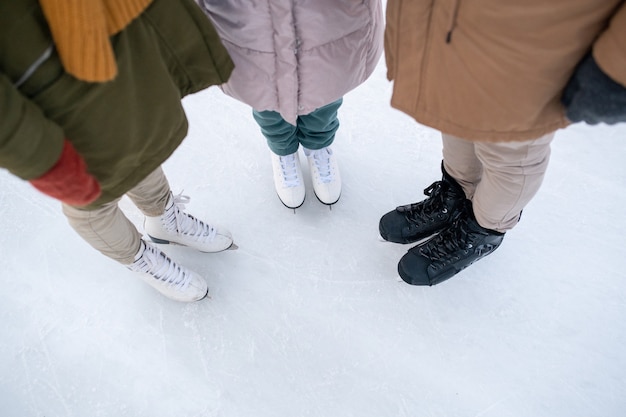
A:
[{"xmin": 1, "ymin": 50, "xmax": 626, "ymax": 417}]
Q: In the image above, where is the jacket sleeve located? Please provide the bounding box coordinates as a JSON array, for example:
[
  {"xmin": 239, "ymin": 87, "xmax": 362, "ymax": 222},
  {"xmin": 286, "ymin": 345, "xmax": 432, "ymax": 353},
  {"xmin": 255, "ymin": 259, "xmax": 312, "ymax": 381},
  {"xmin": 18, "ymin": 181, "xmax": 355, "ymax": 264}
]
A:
[
  {"xmin": 593, "ymin": 2, "xmax": 626, "ymax": 88},
  {"xmin": 0, "ymin": 72, "xmax": 65, "ymax": 180},
  {"xmin": 561, "ymin": 3, "xmax": 626, "ymax": 124}
]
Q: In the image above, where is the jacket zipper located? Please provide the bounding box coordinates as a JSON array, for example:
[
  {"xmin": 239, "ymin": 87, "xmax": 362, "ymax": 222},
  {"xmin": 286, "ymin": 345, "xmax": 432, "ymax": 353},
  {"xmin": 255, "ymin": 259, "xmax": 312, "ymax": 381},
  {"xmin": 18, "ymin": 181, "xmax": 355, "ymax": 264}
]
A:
[
  {"xmin": 14, "ymin": 44, "xmax": 54, "ymax": 88},
  {"xmin": 445, "ymin": 0, "xmax": 460, "ymax": 43}
]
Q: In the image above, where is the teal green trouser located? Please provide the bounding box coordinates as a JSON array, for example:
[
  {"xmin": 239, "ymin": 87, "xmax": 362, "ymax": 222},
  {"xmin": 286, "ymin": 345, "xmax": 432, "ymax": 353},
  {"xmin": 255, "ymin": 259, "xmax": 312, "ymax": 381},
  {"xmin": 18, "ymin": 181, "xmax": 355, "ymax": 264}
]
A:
[{"xmin": 252, "ymin": 98, "xmax": 343, "ymax": 156}]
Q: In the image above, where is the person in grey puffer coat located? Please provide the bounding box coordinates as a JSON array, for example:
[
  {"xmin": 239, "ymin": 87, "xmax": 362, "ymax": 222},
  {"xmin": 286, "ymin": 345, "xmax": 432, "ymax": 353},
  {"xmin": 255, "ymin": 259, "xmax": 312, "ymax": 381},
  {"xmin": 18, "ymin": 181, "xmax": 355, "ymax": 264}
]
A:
[{"xmin": 198, "ymin": 0, "xmax": 384, "ymax": 209}]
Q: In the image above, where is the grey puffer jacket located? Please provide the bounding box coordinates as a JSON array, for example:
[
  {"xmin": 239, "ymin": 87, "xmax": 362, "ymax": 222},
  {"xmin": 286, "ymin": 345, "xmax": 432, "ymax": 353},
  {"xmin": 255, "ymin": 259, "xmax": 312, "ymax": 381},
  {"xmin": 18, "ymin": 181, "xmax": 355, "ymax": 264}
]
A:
[{"xmin": 199, "ymin": 0, "xmax": 383, "ymax": 124}]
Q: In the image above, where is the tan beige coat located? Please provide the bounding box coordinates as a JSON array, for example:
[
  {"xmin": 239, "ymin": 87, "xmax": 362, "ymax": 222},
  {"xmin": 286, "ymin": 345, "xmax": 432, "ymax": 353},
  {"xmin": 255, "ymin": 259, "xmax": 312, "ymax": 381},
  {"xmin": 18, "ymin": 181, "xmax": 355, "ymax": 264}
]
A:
[{"xmin": 385, "ymin": 0, "xmax": 626, "ymax": 142}]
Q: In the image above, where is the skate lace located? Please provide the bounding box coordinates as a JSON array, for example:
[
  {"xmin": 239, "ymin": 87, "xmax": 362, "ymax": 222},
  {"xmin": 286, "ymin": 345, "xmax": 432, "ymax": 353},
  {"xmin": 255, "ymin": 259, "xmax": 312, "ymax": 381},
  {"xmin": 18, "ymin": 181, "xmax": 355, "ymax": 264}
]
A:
[
  {"xmin": 398, "ymin": 181, "xmax": 448, "ymax": 225},
  {"xmin": 309, "ymin": 148, "xmax": 334, "ymax": 184},
  {"xmin": 279, "ymin": 154, "xmax": 301, "ymax": 187},
  {"xmin": 130, "ymin": 243, "xmax": 191, "ymax": 290},
  {"xmin": 419, "ymin": 217, "xmax": 473, "ymax": 265},
  {"xmin": 162, "ymin": 192, "xmax": 218, "ymax": 243}
]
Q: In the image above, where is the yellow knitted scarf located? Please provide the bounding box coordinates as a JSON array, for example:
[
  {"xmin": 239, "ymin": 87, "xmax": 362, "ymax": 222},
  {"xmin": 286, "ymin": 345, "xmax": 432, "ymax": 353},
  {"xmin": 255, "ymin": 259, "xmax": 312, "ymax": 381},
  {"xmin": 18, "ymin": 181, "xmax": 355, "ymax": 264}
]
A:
[{"xmin": 39, "ymin": 0, "xmax": 153, "ymax": 82}]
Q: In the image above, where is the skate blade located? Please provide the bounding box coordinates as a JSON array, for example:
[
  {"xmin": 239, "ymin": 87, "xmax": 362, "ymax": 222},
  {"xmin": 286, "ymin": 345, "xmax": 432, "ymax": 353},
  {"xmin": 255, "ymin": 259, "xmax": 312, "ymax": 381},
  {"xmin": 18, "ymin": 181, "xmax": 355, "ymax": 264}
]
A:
[{"xmin": 151, "ymin": 238, "xmax": 238, "ymax": 252}]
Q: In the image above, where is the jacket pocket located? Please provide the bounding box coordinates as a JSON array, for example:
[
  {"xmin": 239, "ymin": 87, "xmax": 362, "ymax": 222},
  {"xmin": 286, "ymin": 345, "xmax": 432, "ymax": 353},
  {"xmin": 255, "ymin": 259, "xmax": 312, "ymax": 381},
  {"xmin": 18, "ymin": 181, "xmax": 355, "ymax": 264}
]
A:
[{"xmin": 1, "ymin": 2, "xmax": 67, "ymax": 100}]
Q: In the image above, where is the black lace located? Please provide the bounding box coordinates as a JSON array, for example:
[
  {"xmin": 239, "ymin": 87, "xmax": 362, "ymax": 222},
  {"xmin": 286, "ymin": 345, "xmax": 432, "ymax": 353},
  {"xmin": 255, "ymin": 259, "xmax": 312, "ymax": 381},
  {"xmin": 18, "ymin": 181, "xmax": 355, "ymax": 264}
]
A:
[
  {"xmin": 396, "ymin": 181, "xmax": 449, "ymax": 225},
  {"xmin": 419, "ymin": 216, "xmax": 473, "ymax": 262}
]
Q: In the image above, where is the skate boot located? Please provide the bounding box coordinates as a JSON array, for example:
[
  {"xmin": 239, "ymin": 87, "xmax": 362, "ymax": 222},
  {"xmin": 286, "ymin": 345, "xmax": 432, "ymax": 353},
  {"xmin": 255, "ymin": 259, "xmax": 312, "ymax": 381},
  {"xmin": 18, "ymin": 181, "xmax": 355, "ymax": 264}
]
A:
[
  {"xmin": 127, "ymin": 241, "xmax": 208, "ymax": 302},
  {"xmin": 270, "ymin": 150, "xmax": 306, "ymax": 209},
  {"xmin": 379, "ymin": 163, "xmax": 466, "ymax": 244},
  {"xmin": 397, "ymin": 201, "xmax": 504, "ymax": 286},
  {"xmin": 144, "ymin": 192, "xmax": 233, "ymax": 252},
  {"xmin": 304, "ymin": 146, "xmax": 341, "ymax": 205}
]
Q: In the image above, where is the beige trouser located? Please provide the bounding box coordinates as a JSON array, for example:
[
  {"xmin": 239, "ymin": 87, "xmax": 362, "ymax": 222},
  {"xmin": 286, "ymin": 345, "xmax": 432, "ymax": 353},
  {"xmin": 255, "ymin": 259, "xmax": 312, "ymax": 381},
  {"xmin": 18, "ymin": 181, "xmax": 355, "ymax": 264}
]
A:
[
  {"xmin": 442, "ymin": 132, "xmax": 554, "ymax": 233},
  {"xmin": 62, "ymin": 168, "xmax": 171, "ymax": 265}
]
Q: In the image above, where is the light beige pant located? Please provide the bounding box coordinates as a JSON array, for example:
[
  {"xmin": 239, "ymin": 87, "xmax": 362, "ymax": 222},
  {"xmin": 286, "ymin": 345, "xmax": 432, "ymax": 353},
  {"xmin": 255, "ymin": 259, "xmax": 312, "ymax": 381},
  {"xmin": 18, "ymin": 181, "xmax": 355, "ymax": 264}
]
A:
[
  {"xmin": 442, "ymin": 133, "xmax": 554, "ymax": 233},
  {"xmin": 62, "ymin": 168, "xmax": 171, "ymax": 265}
]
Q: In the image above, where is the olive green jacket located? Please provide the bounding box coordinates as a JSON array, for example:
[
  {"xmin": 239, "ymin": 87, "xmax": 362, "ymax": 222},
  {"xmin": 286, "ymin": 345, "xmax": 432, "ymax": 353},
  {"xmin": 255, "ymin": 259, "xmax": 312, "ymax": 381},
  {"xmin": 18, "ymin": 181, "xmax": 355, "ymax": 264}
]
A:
[{"xmin": 0, "ymin": 0, "xmax": 233, "ymax": 207}]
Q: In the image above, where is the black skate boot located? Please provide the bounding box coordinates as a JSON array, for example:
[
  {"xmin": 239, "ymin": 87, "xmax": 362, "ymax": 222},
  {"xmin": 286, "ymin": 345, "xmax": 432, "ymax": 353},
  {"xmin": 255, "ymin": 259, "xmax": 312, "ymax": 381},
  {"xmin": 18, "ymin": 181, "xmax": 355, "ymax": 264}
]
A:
[
  {"xmin": 397, "ymin": 201, "xmax": 504, "ymax": 286},
  {"xmin": 379, "ymin": 163, "xmax": 467, "ymax": 244}
]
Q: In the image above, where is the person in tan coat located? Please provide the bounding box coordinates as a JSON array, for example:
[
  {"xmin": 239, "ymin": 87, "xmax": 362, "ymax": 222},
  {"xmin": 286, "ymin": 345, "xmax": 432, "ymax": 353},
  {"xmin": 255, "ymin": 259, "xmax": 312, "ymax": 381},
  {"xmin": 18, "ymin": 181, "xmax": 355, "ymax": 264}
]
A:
[{"xmin": 378, "ymin": 0, "xmax": 626, "ymax": 286}]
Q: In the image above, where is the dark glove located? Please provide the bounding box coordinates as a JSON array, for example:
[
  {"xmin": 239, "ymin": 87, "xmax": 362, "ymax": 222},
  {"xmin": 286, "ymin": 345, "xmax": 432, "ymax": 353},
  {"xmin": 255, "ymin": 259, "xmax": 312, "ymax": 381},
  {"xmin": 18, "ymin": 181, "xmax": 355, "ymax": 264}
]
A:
[
  {"xmin": 29, "ymin": 139, "xmax": 101, "ymax": 206},
  {"xmin": 561, "ymin": 53, "xmax": 626, "ymax": 125}
]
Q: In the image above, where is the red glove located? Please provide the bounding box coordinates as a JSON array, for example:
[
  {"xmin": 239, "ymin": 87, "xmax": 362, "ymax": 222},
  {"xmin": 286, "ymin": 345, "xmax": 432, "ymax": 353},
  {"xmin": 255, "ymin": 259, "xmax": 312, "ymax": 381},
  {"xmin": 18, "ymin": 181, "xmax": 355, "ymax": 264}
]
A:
[{"xmin": 30, "ymin": 139, "xmax": 101, "ymax": 206}]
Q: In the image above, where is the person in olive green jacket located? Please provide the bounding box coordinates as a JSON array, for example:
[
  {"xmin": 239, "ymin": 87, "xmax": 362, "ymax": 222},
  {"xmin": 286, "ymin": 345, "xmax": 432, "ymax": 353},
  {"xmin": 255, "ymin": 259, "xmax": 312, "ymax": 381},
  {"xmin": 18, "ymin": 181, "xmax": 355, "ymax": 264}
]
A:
[{"xmin": 0, "ymin": 0, "xmax": 235, "ymax": 302}]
